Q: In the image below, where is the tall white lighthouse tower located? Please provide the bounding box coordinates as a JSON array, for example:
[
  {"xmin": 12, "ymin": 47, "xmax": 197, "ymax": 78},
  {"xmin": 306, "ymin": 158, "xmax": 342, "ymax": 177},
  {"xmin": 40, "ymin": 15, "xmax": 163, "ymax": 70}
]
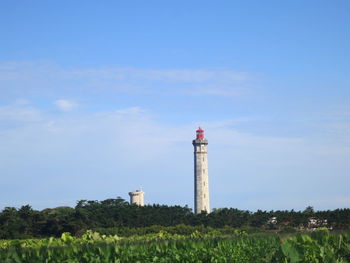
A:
[{"xmin": 192, "ymin": 127, "xmax": 210, "ymax": 214}]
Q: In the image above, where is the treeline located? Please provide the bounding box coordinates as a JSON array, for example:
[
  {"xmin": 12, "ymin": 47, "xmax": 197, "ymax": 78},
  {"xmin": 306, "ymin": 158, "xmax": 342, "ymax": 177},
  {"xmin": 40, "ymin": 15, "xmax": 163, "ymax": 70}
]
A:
[{"xmin": 1, "ymin": 197, "xmax": 350, "ymax": 239}]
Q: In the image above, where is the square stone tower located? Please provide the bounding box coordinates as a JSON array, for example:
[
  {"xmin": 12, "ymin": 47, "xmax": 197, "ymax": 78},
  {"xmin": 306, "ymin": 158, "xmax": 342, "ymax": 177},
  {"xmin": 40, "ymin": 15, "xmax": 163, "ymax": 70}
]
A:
[{"xmin": 192, "ymin": 127, "xmax": 210, "ymax": 214}]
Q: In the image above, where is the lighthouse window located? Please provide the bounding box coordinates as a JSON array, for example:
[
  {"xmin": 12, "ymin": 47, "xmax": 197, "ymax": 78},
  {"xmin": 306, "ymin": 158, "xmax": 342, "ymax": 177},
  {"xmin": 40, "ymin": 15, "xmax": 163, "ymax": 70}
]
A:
[
  {"xmin": 203, "ymin": 157, "xmax": 204, "ymax": 161},
  {"xmin": 203, "ymin": 169, "xmax": 205, "ymax": 173},
  {"xmin": 204, "ymin": 194, "xmax": 206, "ymax": 198},
  {"xmin": 203, "ymin": 181, "xmax": 205, "ymax": 186}
]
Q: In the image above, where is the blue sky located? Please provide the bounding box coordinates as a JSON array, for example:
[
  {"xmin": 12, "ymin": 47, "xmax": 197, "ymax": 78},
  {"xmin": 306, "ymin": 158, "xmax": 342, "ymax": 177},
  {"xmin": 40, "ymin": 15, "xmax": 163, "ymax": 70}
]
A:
[{"xmin": 1, "ymin": 1, "xmax": 349, "ymax": 211}]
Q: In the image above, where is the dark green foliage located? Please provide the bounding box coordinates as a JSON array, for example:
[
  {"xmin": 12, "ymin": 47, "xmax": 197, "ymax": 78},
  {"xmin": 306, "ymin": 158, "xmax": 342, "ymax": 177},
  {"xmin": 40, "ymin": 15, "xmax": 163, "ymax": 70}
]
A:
[
  {"xmin": 1, "ymin": 198, "xmax": 350, "ymax": 239},
  {"xmin": 280, "ymin": 226, "xmax": 298, "ymax": 234},
  {"xmin": 92, "ymin": 224, "xmax": 245, "ymax": 237}
]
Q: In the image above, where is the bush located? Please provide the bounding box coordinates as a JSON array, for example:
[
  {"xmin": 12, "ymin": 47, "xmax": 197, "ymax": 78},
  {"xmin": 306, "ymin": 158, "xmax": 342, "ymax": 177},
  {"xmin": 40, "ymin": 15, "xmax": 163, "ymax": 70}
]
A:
[{"xmin": 279, "ymin": 226, "xmax": 297, "ymax": 234}]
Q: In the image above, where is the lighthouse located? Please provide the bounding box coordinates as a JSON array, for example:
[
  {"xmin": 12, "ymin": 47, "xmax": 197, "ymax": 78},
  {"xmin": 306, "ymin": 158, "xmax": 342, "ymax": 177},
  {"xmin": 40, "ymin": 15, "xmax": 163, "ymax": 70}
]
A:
[{"xmin": 192, "ymin": 127, "xmax": 210, "ymax": 214}]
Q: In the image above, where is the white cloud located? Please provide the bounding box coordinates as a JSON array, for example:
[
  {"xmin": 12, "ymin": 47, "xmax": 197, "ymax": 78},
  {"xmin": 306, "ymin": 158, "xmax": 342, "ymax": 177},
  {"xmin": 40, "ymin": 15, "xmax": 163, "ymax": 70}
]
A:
[
  {"xmin": 0, "ymin": 61, "xmax": 257, "ymax": 98},
  {"xmin": 14, "ymin": 98, "xmax": 31, "ymax": 105},
  {"xmin": 0, "ymin": 105, "xmax": 43, "ymax": 123},
  {"xmin": 54, "ymin": 99, "xmax": 78, "ymax": 111}
]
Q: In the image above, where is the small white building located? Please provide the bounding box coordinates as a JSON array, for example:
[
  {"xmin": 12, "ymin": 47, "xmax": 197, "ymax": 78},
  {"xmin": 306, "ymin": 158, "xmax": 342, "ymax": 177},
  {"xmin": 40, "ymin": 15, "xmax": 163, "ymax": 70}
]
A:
[
  {"xmin": 267, "ymin": 217, "xmax": 277, "ymax": 225},
  {"xmin": 308, "ymin": 217, "xmax": 328, "ymax": 229}
]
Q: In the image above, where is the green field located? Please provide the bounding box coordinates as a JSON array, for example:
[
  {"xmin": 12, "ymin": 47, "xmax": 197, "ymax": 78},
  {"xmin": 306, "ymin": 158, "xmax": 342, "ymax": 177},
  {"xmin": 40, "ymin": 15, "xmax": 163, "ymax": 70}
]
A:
[{"xmin": 1, "ymin": 229, "xmax": 350, "ymax": 262}]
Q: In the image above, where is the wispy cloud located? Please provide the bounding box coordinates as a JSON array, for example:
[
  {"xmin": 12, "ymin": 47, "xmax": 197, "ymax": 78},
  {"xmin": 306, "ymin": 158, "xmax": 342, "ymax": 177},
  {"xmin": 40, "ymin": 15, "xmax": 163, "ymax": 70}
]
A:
[
  {"xmin": 0, "ymin": 61, "xmax": 257, "ymax": 99},
  {"xmin": 54, "ymin": 99, "xmax": 78, "ymax": 112},
  {"xmin": 0, "ymin": 104, "xmax": 43, "ymax": 125}
]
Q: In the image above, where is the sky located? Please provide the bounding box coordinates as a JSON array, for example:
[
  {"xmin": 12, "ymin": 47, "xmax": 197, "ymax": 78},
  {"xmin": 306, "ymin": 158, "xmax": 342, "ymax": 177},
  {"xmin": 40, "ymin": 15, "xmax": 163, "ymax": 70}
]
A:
[{"xmin": 0, "ymin": 0, "xmax": 349, "ymax": 211}]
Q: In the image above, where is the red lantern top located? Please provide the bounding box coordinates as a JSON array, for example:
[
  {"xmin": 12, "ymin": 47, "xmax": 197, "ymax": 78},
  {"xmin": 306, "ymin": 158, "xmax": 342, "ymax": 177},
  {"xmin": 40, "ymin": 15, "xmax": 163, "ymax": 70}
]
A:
[{"xmin": 196, "ymin": 127, "xmax": 205, "ymax": 139}]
